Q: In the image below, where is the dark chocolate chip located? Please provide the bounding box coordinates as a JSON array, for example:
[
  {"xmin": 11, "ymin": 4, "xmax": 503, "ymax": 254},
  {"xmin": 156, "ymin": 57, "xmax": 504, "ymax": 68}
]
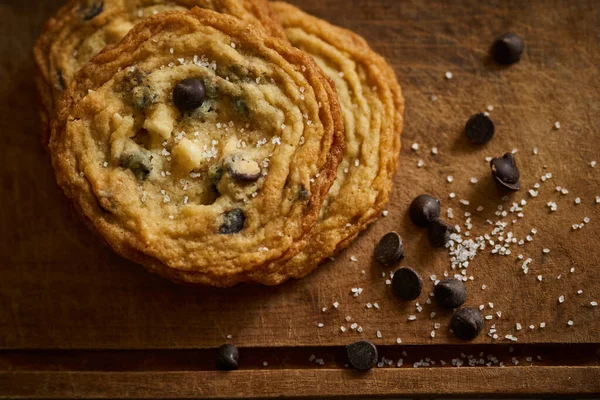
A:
[
  {"xmin": 215, "ymin": 344, "xmax": 239, "ymax": 371},
  {"xmin": 219, "ymin": 209, "xmax": 245, "ymax": 234},
  {"xmin": 392, "ymin": 267, "xmax": 423, "ymax": 300},
  {"xmin": 375, "ymin": 232, "xmax": 404, "ymax": 265},
  {"xmin": 434, "ymin": 278, "xmax": 467, "ymax": 309},
  {"xmin": 491, "ymin": 33, "xmax": 524, "ymax": 65},
  {"xmin": 428, "ymin": 219, "xmax": 455, "ymax": 248},
  {"xmin": 346, "ymin": 340, "xmax": 378, "ymax": 371},
  {"xmin": 490, "ymin": 152, "xmax": 521, "ymax": 191},
  {"xmin": 173, "ymin": 78, "xmax": 205, "ymax": 112},
  {"xmin": 226, "ymin": 155, "xmax": 261, "ymax": 182},
  {"xmin": 131, "ymin": 86, "xmax": 158, "ymax": 109},
  {"xmin": 82, "ymin": 1, "xmax": 104, "ymax": 21},
  {"xmin": 119, "ymin": 152, "xmax": 152, "ymax": 180},
  {"xmin": 409, "ymin": 194, "xmax": 440, "ymax": 227},
  {"xmin": 451, "ymin": 307, "xmax": 484, "ymax": 340},
  {"xmin": 465, "ymin": 113, "xmax": 495, "ymax": 144}
]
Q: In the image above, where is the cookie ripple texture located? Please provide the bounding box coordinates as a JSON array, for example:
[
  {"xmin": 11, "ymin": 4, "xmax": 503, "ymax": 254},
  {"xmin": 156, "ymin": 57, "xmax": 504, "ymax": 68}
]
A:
[
  {"xmin": 263, "ymin": 2, "xmax": 405, "ymax": 283},
  {"xmin": 49, "ymin": 8, "xmax": 344, "ymax": 287},
  {"xmin": 34, "ymin": 0, "xmax": 287, "ymax": 145}
]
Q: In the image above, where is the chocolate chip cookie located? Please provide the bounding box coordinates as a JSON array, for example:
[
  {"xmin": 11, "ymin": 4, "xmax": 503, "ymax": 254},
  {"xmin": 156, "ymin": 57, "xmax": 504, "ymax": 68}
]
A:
[
  {"xmin": 49, "ymin": 8, "xmax": 344, "ymax": 286},
  {"xmin": 260, "ymin": 2, "xmax": 404, "ymax": 284},
  {"xmin": 34, "ymin": 0, "xmax": 286, "ymax": 145}
]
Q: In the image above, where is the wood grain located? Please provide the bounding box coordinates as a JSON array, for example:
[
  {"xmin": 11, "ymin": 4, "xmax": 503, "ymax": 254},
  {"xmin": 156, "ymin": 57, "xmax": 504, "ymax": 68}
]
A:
[
  {"xmin": 0, "ymin": 0, "xmax": 599, "ymax": 397},
  {"xmin": 2, "ymin": 367, "xmax": 600, "ymax": 398}
]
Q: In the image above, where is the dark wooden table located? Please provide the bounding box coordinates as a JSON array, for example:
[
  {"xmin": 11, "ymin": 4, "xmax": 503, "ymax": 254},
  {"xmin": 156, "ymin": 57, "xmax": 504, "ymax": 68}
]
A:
[{"xmin": 1, "ymin": 0, "xmax": 599, "ymax": 397}]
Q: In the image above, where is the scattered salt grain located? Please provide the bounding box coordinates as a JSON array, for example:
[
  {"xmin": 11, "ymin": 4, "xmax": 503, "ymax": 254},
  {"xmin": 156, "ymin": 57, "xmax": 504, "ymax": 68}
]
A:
[{"xmin": 445, "ymin": 71, "xmax": 453, "ymax": 79}]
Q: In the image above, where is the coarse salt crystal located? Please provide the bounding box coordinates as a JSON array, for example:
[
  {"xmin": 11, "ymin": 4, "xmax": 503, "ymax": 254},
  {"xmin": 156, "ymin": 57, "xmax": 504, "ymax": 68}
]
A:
[
  {"xmin": 445, "ymin": 71, "xmax": 453, "ymax": 79},
  {"xmin": 411, "ymin": 143, "xmax": 419, "ymax": 151}
]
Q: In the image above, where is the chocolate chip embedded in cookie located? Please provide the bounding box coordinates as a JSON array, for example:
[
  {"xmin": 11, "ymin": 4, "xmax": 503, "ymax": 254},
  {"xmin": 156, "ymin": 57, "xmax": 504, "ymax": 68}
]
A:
[
  {"xmin": 34, "ymin": 0, "xmax": 287, "ymax": 146},
  {"xmin": 49, "ymin": 8, "xmax": 343, "ymax": 287},
  {"xmin": 257, "ymin": 2, "xmax": 404, "ymax": 284}
]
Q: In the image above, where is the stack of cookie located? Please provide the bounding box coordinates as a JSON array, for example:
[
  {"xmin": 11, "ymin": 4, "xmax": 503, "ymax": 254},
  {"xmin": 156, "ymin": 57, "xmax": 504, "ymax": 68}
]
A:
[{"xmin": 35, "ymin": 0, "xmax": 404, "ymax": 286}]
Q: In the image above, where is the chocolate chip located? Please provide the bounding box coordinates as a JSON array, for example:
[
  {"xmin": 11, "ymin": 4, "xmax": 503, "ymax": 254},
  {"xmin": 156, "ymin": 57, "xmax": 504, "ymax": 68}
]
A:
[
  {"xmin": 409, "ymin": 194, "xmax": 440, "ymax": 227},
  {"xmin": 226, "ymin": 155, "xmax": 261, "ymax": 182},
  {"xmin": 119, "ymin": 151, "xmax": 152, "ymax": 180},
  {"xmin": 428, "ymin": 219, "xmax": 455, "ymax": 248},
  {"xmin": 219, "ymin": 209, "xmax": 245, "ymax": 234},
  {"xmin": 346, "ymin": 340, "xmax": 378, "ymax": 371},
  {"xmin": 82, "ymin": 1, "xmax": 104, "ymax": 20},
  {"xmin": 451, "ymin": 308, "xmax": 484, "ymax": 340},
  {"xmin": 491, "ymin": 33, "xmax": 524, "ymax": 65},
  {"xmin": 434, "ymin": 278, "xmax": 467, "ymax": 309},
  {"xmin": 392, "ymin": 267, "xmax": 423, "ymax": 300},
  {"xmin": 490, "ymin": 153, "xmax": 521, "ymax": 191},
  {"xmin": 215, "ymin": 344, "xmax": 239, "ymax": 371},
  {"xmin": 173, "ymin": 78, "xmax": 205, "ymax": 112},
  {"xmin": 375, "ymin": 232, "xmax": 404, "ymax": 265},
  {"xmin": 465, "ymin": 113, "xmax": 494, "ymax": 144}
]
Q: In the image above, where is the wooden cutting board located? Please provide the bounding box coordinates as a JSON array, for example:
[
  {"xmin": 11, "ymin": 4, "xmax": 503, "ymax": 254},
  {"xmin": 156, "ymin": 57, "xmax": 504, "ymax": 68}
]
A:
[{"xmin": 1, "ymin": 0, "xmax": 599, "ymax": 397}]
